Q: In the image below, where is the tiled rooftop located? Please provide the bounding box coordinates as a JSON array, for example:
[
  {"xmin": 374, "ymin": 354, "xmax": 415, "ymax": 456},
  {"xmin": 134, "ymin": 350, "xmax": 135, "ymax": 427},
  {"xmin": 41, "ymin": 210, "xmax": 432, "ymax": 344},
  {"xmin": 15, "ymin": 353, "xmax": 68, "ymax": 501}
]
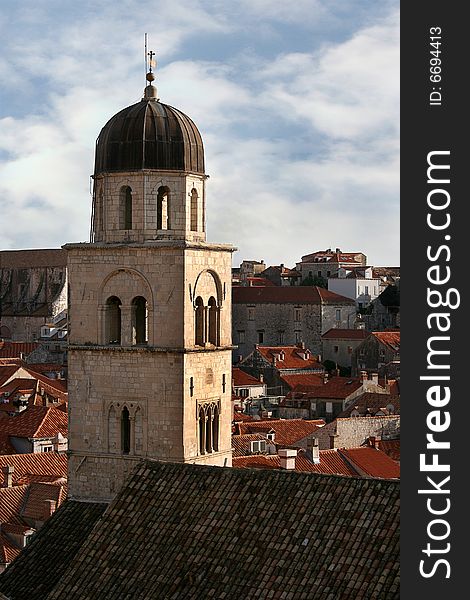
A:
[
  {"xmin": 0, "ymin": 460, "xmax": 399, "ymax": 599},
  {"xmin": 255, "ymin": 345, "xmax": 323, "ymax": 370},
  {"xmin": 237, "ymin": 418, "xmax": 325, "ymax": 446},
  {"xmin": 322, "ymin": 328, "xmax": 370, "ymax": 340},
  {"xmin": 233, "ymin": 285, "xmax": 355, "ymax": 305},
  {"xmin": 279, "ymin": 372, "xmax": 324, "ymax": 390},
  {"xmin": 232, "ymin": 368, "xmax": 263, "ymax": 387},
  {"xmin": 372, "ymin": 330, "xmax": 401, "ymax": 351},
  {"xmin": 0, "ymin": 343, "xmax": 39, "ymax": 359},
  {"xmin": 232, "ymin": 433, "xmax": 272, "ymax": 457},
  {"xmin": 0, "ymin": 406, "xmax": 67, "ymax": 443},
  {"xmin": 0, "ymin": 453, "xmax": 67, "ymax": 487}
]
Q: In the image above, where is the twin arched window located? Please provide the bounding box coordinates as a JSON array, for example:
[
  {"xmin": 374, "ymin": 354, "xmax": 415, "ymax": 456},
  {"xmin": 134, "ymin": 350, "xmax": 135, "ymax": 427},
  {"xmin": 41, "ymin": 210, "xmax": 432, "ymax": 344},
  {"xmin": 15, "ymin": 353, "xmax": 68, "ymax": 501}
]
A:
[
  {"xmin": 194, "ymin": 296, "xmax": 220, "ymax": 346},
  {"xmin": 105, "ymin": 295, "xmax": 148, "ymax": 345},
  {"xmin": 198, "ymin": 404, "xmax": 220, "ymax": 455},
  {"xmin": 120, "ymin": 186, "xmax": 133, "ymax": 230}
]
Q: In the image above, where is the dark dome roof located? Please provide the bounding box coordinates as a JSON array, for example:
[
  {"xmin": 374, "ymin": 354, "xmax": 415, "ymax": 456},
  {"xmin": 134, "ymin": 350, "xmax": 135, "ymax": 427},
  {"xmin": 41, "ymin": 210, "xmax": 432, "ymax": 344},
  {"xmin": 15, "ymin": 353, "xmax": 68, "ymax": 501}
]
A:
[{"xmin": 94, "ymin": 98, "xmax": 205, "ymax": 175}]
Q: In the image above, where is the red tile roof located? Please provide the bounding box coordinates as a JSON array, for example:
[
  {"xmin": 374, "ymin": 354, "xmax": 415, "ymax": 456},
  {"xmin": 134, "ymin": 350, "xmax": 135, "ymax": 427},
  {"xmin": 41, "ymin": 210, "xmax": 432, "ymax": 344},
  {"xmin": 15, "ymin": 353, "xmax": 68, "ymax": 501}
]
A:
[
  {"xmin": 237, "ymin": 418, "xmax": 325, "ymax": 446},
  {"xmin": 1, "ymin": 531, "xmax": 22, "ymax": 565},
  {"xmin": 0, "ymin": 485, "xmax": 28, "ymax": 523},
  {"xmin": 372, "ymin": 331, "xmax": 400, "ymax": 351},
  {"xmin": 322, "ymin": 328, "xmax": 370, "ymax": 340},
  {"xmin": 279, "ymin": 373, "xmax": 324, "ymax": 390},
  {"xmin": 232, "ymin": 433, "xmax": 272, "ymax": 457},
  {"xmin": 255, "ymin": 346, "xmax": 323, "ymax": 371},
  {"xmin": 232, "ymin": 368, "xmax": 264, "ymax": 387},
  {"xmin": 245, "ymin": 277, "xmax": 275, "ymax": 286},
  {"xmin": 0, "ymin": 406, "xmax": 68, "ymax": 445},
  {"xmin": 232, "ymin": 286, "xmax": 355, "ymax": 305},
  {"xmin": 232, "ymin": 411, "xmax": 254, "ymax": 423},
  {"xmin": 22, "ymin": 481, "xmax": 67, "ymax": 521},
  {"xmin": 306, "ymin": 376, "xmax": 363, "ymax": 399},
  {"xmin": 341, "ymin": 447, "xmax": 400, "ymax": 479},
  {"xmin": 378, "ymin": 439, "xmax": 401, "ymax": 462},
  {"xmin": 0, "ymin": 453, "xmax": 67, "ymax": 486},
  {"xmin": 0, "ymin": 342, "xmax": 39, "ymax": 359}
]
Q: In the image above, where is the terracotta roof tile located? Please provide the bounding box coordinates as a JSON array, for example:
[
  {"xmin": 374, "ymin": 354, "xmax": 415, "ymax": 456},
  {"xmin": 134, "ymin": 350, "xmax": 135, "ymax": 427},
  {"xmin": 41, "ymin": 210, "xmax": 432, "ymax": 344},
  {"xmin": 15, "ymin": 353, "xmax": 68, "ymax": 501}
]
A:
[
  {"xmin": 232, "ymin": 433, "xmax": 272, "ymax": 457},
  {"xmin": 280, "ymin": 373, "xmax": 324, "ymax": 390},
  {"xmin": 0, "ymin": 486, "xmax": 28, "ymax": 523},
  {"xmin": 22, "ymin": 482, "xmax": 66, "ymax": 521},
  {"xmin": 341, "ymin": 447, "xmax": 400, "ymax": 479},
  {"xmin": 372, "ymin": 330, "xmax": 401, "ymax": 351},
  {"xmin": 255, "ymin": 345, "xmax": 323, "ymax": 370},
  {"xmin": 378, "ymin": 439, "xmax": 401, "ymax": 462},
  {"xmin": 0, "ymin": 453, "xmax": 67, "ymax": 486},
  {"xmin": 237, "ymin": 418, "xmax": 324, "ymax": 446},
  {"xmin": 0, "ymin": 531, "xmax": 22, "ymax": 565},
  {"xmin": 232, "ymin": 368, "xmax": 263, "ymax": 387},
  {"xmin": 232, "ymin": 411, "xmax": 254, "ymax": 423},
  {"xmin": 232, "ymin": 285, "xmax": 355, "ymax": 305},
  {"xmin": 0, "ymin": 461, "xmax": 399, "ymax": 599},
  {"xmin": 0, "ymin": 406, "xmax": 67, "ymax": 442},
  {"xmin": 0, "ymin": 343, "xmax": 39, "ymax": 359},
  {"xmin": 306, "ymin": 376, "xmax": 364, "ymax": 399}
]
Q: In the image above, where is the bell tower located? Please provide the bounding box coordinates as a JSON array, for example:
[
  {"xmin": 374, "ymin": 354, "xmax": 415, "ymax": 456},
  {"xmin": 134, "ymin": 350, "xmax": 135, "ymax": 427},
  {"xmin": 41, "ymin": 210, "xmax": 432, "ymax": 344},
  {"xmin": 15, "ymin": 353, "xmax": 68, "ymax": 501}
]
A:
[{"xmin": 65, "ymin": 57, "xmax": 235, "ymax": 502}]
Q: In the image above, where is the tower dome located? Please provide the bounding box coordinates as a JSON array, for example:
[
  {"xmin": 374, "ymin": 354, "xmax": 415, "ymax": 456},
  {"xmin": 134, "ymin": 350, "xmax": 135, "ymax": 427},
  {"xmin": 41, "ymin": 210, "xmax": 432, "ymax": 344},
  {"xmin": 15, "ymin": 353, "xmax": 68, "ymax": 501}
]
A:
[{"xmin": 94, "ymin": 86, "xmax": 205, "ymax": 175}]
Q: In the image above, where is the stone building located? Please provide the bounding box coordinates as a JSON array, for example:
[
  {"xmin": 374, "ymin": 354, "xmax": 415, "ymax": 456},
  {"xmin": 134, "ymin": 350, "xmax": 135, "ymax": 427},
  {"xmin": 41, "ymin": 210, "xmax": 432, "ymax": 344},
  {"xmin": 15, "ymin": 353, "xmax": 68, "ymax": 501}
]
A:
[
  {"xmin": 65, "ymin": 66, "xmax": 234, "ymax": 502},
  {"xmin": 352, "ymin": 330, "xmax": 400, "ymax": 376},
  {"xmin": 321, "ymin": 327, "xmax": 370, "ymax": 369},
  {"xmin": 296, "ymin": 248, "xmax": 366, "ymax": 281},
  {"xmin": 232, "ymin": 285, "xmax": 356, "ymax": 360},
  {"xmin": 0, "ymin": 250, "xmax": 67, "ymax": 342}
]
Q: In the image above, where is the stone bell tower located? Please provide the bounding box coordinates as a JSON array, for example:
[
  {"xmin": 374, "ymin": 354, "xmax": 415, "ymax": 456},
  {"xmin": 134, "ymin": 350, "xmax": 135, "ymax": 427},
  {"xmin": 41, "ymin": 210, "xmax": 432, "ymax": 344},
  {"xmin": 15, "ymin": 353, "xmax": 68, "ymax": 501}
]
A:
[{"xmin": 65, "ymin": 58, "xmax": 235, "ymax": 502}]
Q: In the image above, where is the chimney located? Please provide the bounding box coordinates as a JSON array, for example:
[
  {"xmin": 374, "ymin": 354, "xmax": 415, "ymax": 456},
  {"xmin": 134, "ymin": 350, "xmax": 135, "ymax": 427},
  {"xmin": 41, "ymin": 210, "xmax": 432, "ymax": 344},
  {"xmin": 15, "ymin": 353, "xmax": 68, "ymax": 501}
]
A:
[
  {"xmin": 43, "ymin": 499, "xmax": 57, "ymax": 519},
  {"xmin": 360, "ymin": 370, "xmax": 368, "ymax": 382},
  {"xmin": 2, "ymin": 465, "xmax": 14, "ymax": 488},
  {"xmin": 371, "ymin": 372, "xmax": 379, "ymax": 384},
  {"xmin": 278, "ymin": 448, "xmax": 297, "ymax": 470},
  {"xmin": 307, "ymin": 437, "xmax": 320, "ymax": 464},
  {"xmin": 259, "ymin": 374, "xmax": 264, "ymax": 383},
  {"xmin": 369, "ymin": 436, "xmax": 379, "ymax": 449},
  {"xmin": 296, "ymin": 341, "xmax": 306, "ymax": 350}
]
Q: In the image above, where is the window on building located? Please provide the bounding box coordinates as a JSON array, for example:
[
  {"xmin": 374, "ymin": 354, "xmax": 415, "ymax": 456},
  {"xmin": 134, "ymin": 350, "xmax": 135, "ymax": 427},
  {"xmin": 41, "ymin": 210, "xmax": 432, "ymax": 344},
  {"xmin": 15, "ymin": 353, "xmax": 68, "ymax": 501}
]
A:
[
  {"xmin": 106, "ymin": 296, "xmax": 122, "ymax": 344},
  {"xmin": 365, "ymin": 285, "xmax": 369, "ymax": 295},
  {"xmin": 198, "ymin": 407, "xmax": 206, "ymax": 455},
  {"xmin": 42, "ymin": 446, "xmax": 53, "ymax": 452},
  {"xmin": 248, "ymin": 307, "xmax": 255, "ymax": 321},
  {"xmin": 195, "ymin": 297, "xmax": 205, "ymax": 346},
  {"xmin": 279, "ymin": 331, "xmax": 285, "ymax": 344},
  {"xmin": 334, "ymin": 345, "xmax": 339, "ymax": 353},
  {"xmin": 157, "ymin": 186, "xmax": 170, "ymax": 230},
  {"xmin": 121, "ymin": 407, "xmax": 130, "ymax": 454},
  {"xmin": 208, "ymin": 296, "xmax": 219, "ymax": 346},
  {"xmin": 190, "ymin": 188, "xmax": 198, "ymax": 231},
  {"xmin": 335, "ymin": 309, "xmax": 341, "ymax": 321},
  {"xmin": 348, "ymin": 346, "xmax": 353, "ymax": 354},
  {"xmin": 318, "ymin": 271, "xmax": 322, "ymax": 278},
  {"xmin": 222, "ymin": 374, "xmax": 226, "ymax": 393},
  {"xmin": 327, "ymin": 271, "xmax": 331, "ymax": 278},
  {"xmin": 131, "ymin": 296, "xmax": 148, "ymax": 344},
  {"xmin": 239, "ymin": 388, "xmax": 249, "ymax": 398},
  {"xmin": 295, "ymin": 330, "xmax": 301, "ymax": 343},
  {"xmin": 251, "ymin": 440, "xmax": 266, "ymax": 453},
  {"xmin": 120, "ymin": 186, "xmax": 133, "ymax": 230},
  {"xmin": 294, "ymin": 308, "xmax": 301, "ymax": 322},
  {"xmin": 257, "ymin": 330, "xmax": 264, "ymax": 344},
  {"xmin": 190, "ymin": 377, "xmax": 194, "ymax": 397},
  {"xmin": 212, "ymin": 405, "xmax": 219, "ymax": 452},
  {"xmin": 238, "ymin": 330, "xmax": 245, "ymax": 344},
  {"xmin": 266, "ymin": 433, "xmax": 275, "ymax": 441}
]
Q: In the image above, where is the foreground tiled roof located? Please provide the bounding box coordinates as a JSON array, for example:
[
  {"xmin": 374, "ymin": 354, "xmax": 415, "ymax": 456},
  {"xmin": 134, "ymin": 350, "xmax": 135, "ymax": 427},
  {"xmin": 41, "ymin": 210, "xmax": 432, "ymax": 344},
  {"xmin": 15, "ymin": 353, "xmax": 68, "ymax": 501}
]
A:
[
  {"xmin": 0, "ymin": 453, "xmax": 67, "ymax": 486},
  {"xmin": 0, "ymin": 461, "xmax": 399, "ymax": 599},
  {"xmin": 233, "ymin": 285, "xmax": 355, "ymax": 305},
  {"xmin": 237, "ymin": 418, "xmax": 325, "ymax": 446},
  {"xmin": 322, "ymin": 328, "xmax": 370, "ymax": 340},
  {"xmin": 0, "ymin": 500, "xmax": 106, "ymax": 598}
]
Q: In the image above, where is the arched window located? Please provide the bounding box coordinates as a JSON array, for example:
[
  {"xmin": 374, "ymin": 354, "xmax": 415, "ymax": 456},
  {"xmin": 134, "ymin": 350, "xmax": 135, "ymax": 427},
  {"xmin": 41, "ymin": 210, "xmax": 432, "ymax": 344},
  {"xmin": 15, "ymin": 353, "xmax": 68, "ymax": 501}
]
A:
[
  {"xmin": 212, "ymin": 405, "xmax": 219, "ymax": 452},
  {"xmin": 120, "ymin": 186, "xmax": 133, "ymax": 230},
  {"xmin": 208, "ymin": 296, "xmax": 218, "ymax": 346},
  {"xmin": 195, "ymin": 296, "xmax": 205, "ymax": 346},
  {"xmin": 199, "ymin": 407, "xmax": 206, "ymax": 455},
  {"xmin": 131, "ymin": 296, "xmax": 148, "ymax": 345},
  {"xmin": 157, "ymin": 186, "xmax": 170, "ymax": 230},
  {"xmin": 190, "ymin": 188, "xmax": 198, "ymax": 231},
  {"xmin": 121, "ymin": 407, "xmax": 130, "ymax": 454},
  {"xmin": 108, "ymin": 406, "xmax": 117, "ymax": 452},
  {"xmin": 106, "ymin": 296, "xmax": 122, "ymax": 344},
  {"xmin": 205, "ymin": 406, "xmax": 212, "ymax": 453}
]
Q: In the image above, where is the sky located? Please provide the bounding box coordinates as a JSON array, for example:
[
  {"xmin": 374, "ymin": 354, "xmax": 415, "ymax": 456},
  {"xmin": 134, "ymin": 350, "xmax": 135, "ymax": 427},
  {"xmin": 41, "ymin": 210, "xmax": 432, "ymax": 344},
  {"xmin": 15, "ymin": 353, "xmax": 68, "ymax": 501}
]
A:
[{"xmin": 0, "ymin": 0, "xmax": 399, "ymax": 268}]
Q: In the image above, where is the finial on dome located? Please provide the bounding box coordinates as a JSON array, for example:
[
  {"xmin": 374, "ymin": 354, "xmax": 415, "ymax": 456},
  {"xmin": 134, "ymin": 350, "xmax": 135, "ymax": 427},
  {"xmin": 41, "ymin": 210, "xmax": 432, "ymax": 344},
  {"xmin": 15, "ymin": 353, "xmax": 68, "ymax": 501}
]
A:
[{"xmin": 143, "ymin": 36, "xmax": 159, "ymax": 100}]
